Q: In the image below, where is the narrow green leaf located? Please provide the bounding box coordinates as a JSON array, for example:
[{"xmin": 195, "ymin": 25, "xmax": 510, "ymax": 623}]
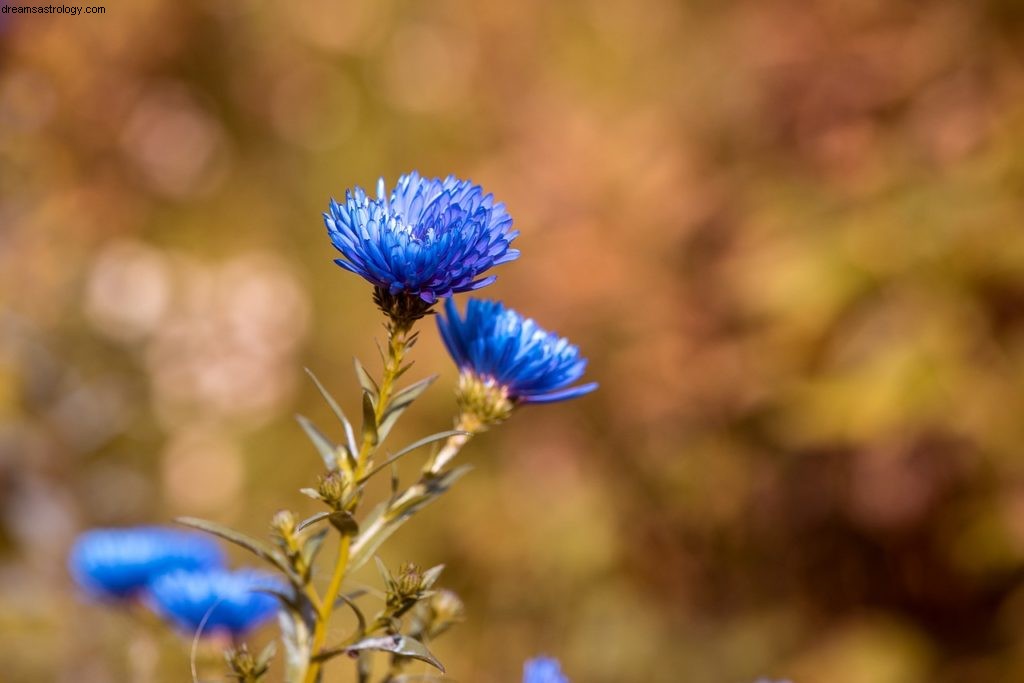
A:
[
  {"xmin": 420, "ymin": 564, "xmax": 445, "ymax": 590},
  {"xmin": 360, "ymin": 430, "xmax": 467, "ymax": 483},
  {"xmin": 299, "ymin": 488, "xmax": 321, "ymax": 502},
  {"xmin": 348, "ymin": 466, "xmax": 472, "ymax": 571},
  {"xmin": 258, "ymin": 586, "xmax": 302, "ymax": 614},
  {"xmin": 305, "ymin": 368, "xmax": 358, "ymax": 461},
  {"xmin": 389, "ymin": 462, "xmax": 400, "ymax": 498},
  {"xmin": 361, "ymin": 390, "xmax": 378, "ymax": 446},
  {"xmin": 300, "ymin": 528, "xmax": 329, "ymax": 568},
  {"xmin": 256, "ymin": 641, "xmax": 277, "ymax": 670},
  {"xmin": 374, "ymin": 556, "xmax": 396, "ymax": 591},
  {"xmin": 175, "ymin": 517, "xmax": 303, "ymax": 587},
  {"xmin": 375, "ymin": 377, "xmax": 433, "ymax": 442},
  {"xmin": 333, "ymin": 593, "xmax": 367, "ymax": 638},
  {"xmin": 296, "ymin": 415, "xmax": 340, "ymax": 471},
  {"xmin": 315, "ymin": 635, "xmax": 444, "ymax": 672},
  {"xmin": 390, "ymin": 375, "xmax": 437, "ymax": 407},
  {"xmin": 393, "ymin": 360, "xmax": 415, "ymax": 381},
  {"xmin": 353, "ymin": 358, "xmax": 379, "ymax": 401},
  {"xmin": 296, "ymin": 511, "xmax": 330, "ymax": 532}
]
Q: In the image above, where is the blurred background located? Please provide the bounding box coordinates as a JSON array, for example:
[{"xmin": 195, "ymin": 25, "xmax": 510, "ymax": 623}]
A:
[{"xmin": 3, "ymin": 0, "xmax": 1024, "ymax": 681}]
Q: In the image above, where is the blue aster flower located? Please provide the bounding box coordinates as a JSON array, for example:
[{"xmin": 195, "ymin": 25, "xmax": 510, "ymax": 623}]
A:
[
  {"xmin": 325, "ymin": 172, "xmax": 519, "ymax": 306},
  {"xmin": 147, "ymin": 569, "xmax": 284, "ymax": 636},
  {"xmin": 524, "ymin": 657, "xmax": 569, "ymax": 683},
  {"xmin": 68, "ymin": 527, "xmax": 225, "ymax": 600},
  {"xmin": 437, "ymin": 298, "xmax": 598, "ymax": 406}
]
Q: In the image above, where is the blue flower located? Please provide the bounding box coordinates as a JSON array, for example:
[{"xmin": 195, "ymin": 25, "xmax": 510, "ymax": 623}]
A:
[
  {"xmin": 147, "ymin": 569, "xmax": 284, "ymax": 636},
  {"xmin": 325, "ymin": 172, "xmax": 519, "ymax": 304},
  {"xmin": 68, "ymin": 527, "xmax": 225, "ymax": 600},
  {"xmin": 437, "ymin": 298, "xmax": 598, "ymax": 405},
  {"xmin": 523, "ymin": 657, "xmax": 569, "ymax": 683}
]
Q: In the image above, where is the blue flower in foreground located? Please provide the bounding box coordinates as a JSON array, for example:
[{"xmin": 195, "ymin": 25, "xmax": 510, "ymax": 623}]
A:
[
  {"xmin": 325, "ymin": 172, "xmax": 519, "ymax": 304},
  {"xmin": 437, "ymin": 298, "xmax": 598, "ymax": 405},
  {"xmin": 69, "ymin": 527, "xmax": 225, "ymax": 600},
  {"xmin": 524, "ymin": 657, "xmax": 569, "ymax": 683},
  {"xmin": 147, "ymin": 569, "xmax": 284, "ymax": 636}
]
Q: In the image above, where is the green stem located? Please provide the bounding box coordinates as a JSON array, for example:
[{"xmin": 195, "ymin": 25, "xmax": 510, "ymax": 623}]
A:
[
  {"xmin": 303, "ymin": 321, "xmax": 414, "ymax": 683},
  {"xmin": 425, "ymin": 413, "xmax": 481, "ymax": 474}
]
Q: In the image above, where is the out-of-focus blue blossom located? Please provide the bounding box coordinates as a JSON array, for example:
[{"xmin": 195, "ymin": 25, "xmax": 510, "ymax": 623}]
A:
[
  {"xmin": 523, "ymin": 657, "xmax": 569, "ymax": 683},
  {"xmin": 147, "ymin": 569, "xmax": 284, "ymax": 636},
  {"xmin": 325, "ymin": 172, "xmax": 519, "ymax": 303},
  {"xmin": 437, "ymin": 298, "xmax": 598, "ymax": 404},
  {"xmin": 68, "ymin": 527, "xmax": 225, "ymax": 600}
]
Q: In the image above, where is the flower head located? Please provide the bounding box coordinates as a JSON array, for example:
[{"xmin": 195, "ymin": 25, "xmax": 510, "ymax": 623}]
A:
[
  {"xmin": 524, "ymin": 657, "xmax": 569, "ymax": 683},
  {"xmin": 147, "ymin": 569, "xmax": 284, "ymax": 636},
  {"xmin": 68, "ymin": 527, "xmax": 225, "ymax": 600},
  {"xmin": 325, "ymin": 173, "xmax": 519, "ymax": 309},
  {"xmin": 437, "ymin": 298, "xmax": 597, "ymax": 415}
]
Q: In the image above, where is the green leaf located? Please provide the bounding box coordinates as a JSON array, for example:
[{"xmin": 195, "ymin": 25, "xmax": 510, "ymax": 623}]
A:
[
  {"xmin": 296, "ymin": 511, "xmax": 330, "ymax": 532},
  {"xmin": 258, "ymin": 586, "xmax": 302, "ymax": 614},
  {"xmin": 393, "ymin": 360, "xmax": 415, "ymax": 381},
  {"xmin": 374, "ymin": 556, "xmax": 396, "ymax": 591},
  {"xmin": 300, "ymin": 528, "xmax": 329, "ymax": 568},
  {"xmin": 360, "ymin": 430, "xmax": 467, "ymax": 483},
  {"xmin": 255, "ymin": 641, "xmax": 277, "ymax": 671},
  {"xmin": 353, "ymin": 358, "xmax": 379, "ymax": 402},
  {"xmin": 361, "ymin": 390, "xmax": 378, "ymax": 446},
  {"xmin": 304, "ymin": 368, "xmax": 358, "ymax": 459},
  {"xmin": 296, "ymin": 415, "xmax": 341, "ymax": 471},
  {"xmin": 420, "ymin": 564, "xmax": 445, "ymax": 590},
  {"xmin": 316, "ymin": 635, "xmax": 444, "ymax": 672},
  {"xmin": 333, "ymin": 593, "xmax": 367, "ymax": 638},
  {"xmin": 376, "ymin": 376, "xmax": 438, "ymax": 442},
  {"xmin": 299, "ymin": 488, "xmax": 321, "ymax": 502},
  {"xmin": 175, "ymin": 517, "xmax": 302, "ymax": 587},
  {"xmin": 348, "ymin": 466, "xmax": 472, "ymax": 571},
  {"xmin": 390, "ymin": 375, "xmax": 437, "ymax": 407}
]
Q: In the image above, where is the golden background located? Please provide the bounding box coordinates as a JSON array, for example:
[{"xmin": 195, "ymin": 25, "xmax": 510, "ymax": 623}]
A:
[{"xmin": 3, "ymin": 0, "xmax": 1024, "ymax": 681}]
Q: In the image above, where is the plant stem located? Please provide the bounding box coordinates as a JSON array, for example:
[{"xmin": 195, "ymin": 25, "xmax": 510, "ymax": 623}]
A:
[
  {"xmin": 425, "ymin": 413, "xmax": 480, "ymax": 474},
  {"xmin": 303, "ymin": 321, "xmax": 413, "ymax": 683}
]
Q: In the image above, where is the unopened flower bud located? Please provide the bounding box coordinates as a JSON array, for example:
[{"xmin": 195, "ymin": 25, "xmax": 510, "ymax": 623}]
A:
[
  {"xmin": 429, "ymin": 589, "xmax": 464, "ymax": 633},
  {"xmin": 397, "ymin": 562, "xmax": 425, "ymax": 597},
  {"xmin": 317, "ymin": 472, "xmax": 345, "ymax": 508},
  {"xmin": 271, "ymin": 510, "xmax": 296, "ymax": 544}
]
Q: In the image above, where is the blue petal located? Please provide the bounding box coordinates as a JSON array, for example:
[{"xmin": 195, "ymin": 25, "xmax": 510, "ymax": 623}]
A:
[
  {"xmin": 524, "ymin": 657, "xmax": 569, "ymax": 683},
  {"xmin": 325, "ymin": 173, "xmax": 518, "ymax": 300},
  {"xmin": 68, "ymin": 527, "xmax": 225, "ymax": 600},
  {"xmin": 147, "ymin": 569, "xmax": 284, "ymax": 636}
]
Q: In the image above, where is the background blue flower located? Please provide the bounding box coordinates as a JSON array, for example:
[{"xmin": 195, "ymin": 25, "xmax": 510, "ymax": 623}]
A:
[
  {"xmin": 437, "ymin": 298, "xmax": 598, "ymax": 404},
  {"xmin": 147, "ymin": 569, "xmax": 284, "ymax": 636},
  {"xmin": 325, "ymin": 172, "xmax": 519, "ymax": 303},
  {"xmin": 68, "ymin": 527, "xmax": 225, "ymax": 600},
  {"xmin": 523, "ymin": 657, "xmax": 569, "ymax": 683}
]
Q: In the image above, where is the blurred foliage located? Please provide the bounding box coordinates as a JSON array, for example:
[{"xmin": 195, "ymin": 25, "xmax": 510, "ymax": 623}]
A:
[{"xmin": 3, "ymin": 0, "xmax": 1024, "ymax": 681}]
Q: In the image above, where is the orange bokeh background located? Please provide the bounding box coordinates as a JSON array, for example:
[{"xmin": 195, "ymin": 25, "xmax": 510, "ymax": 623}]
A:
[{"xmin": 3, "ymin": 1, "xmax": 1024, "ymax": 681}]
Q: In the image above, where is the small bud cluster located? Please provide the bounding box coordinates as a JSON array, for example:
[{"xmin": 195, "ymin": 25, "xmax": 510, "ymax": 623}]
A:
[
  {"xmin": 226, "ymin": 643, "xmax": 275, "ymax": 683},
  {"xmin": 377, "ymin": 559, "xmax": 445, "ymax": 623}
]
